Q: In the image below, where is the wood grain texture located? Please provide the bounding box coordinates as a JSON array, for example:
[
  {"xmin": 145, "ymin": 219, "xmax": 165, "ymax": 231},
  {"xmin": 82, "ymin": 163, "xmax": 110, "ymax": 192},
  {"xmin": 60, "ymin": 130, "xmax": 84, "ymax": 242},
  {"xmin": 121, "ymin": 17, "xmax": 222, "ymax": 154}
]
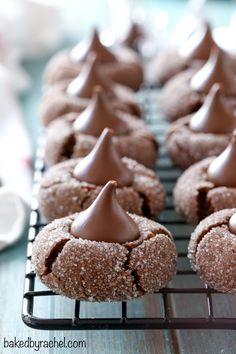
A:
[{"xmin": 171, "ymin": 275, "xmax": 236, "ymax": 354}]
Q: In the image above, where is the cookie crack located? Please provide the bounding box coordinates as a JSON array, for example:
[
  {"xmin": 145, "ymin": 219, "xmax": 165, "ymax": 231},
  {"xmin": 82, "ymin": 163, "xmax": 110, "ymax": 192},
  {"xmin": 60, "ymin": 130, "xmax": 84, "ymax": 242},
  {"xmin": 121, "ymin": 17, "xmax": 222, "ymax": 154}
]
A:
[
  {"xmin": 123, "ymin": 248, "xmax": 145, "ymax": 295},
  {"xmin": 40, "ymin": 180, "xmax": 67, "ymax": 190},
  {"xmin": 197, "ymin": 186, "xmax": 213, "ymax": 221},
  {"xmin": 43, "ymin": 238, "xmax": 70, "ymax": 276},
  {"xmin": 137, "ymin": 192, "xmax": 152, "ymax": 219},
  {"xmin": 62, "ymin": 133, "xmax": 76, "ymax": 160},
  {"xmin": 189, "ymin": 221, "xmax": 231, "ymax": 268},
  {"xmin": 174, "ymin": 138, "xmax": 192, "ymax": 166},
  {"xmin": 194, "ymin": 222, "xmax": 229, "ymax": 250},
  {"xmin": 80, "ymin": 273, "xmax": 89, "ymax": 298}
]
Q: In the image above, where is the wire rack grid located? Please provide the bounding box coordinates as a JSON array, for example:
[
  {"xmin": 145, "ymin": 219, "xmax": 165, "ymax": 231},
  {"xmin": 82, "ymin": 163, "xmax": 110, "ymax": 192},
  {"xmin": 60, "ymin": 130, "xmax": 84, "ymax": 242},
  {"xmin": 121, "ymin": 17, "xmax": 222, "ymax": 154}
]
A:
[{"xmin": 22, "ymin": 87, "xmax": 236, "ymax": 330}]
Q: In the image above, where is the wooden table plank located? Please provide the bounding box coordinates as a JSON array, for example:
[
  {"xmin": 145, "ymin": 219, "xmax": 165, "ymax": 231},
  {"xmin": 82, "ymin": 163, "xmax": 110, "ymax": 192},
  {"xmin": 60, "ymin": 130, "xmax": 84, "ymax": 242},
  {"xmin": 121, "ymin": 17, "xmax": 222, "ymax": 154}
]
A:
[{"xmin": 171, "ymin": 274, "xmax": 236, "ymax": 354}]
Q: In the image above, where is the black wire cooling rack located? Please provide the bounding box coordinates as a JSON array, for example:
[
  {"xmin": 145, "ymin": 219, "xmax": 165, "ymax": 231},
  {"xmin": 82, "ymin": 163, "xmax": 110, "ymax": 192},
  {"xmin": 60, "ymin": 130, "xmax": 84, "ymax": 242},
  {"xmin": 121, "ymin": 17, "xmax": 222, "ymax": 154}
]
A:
[{"xmin": 22, "ymin": 87, "xmax": 236, "ymax": 330}]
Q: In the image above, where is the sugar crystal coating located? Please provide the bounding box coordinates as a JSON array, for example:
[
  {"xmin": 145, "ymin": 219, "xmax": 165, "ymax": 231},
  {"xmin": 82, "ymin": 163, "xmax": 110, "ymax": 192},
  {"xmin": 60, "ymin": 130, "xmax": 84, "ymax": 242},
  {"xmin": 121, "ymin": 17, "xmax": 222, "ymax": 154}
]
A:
[
  {"xmin": 32, "ymin": 213, "xmax": 177, "ymax": 301},
  {"xmin": 188, "ymin": 209, "xmax": 236, "ymax": 294},
  {"xmin": 38, "ymin": 156, "xmax": 165, "ymax": 221},
  {"xmin": 174, "ymin": 158, "xmax": 236, "ymax": 224}
]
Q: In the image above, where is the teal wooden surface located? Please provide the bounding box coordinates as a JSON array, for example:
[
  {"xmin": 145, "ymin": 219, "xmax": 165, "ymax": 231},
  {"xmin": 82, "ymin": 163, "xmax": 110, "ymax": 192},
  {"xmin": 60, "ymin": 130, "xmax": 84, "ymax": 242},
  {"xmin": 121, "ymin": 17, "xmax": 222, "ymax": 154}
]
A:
[{"xmin": 1, "ymin": 1, "xmax": 236, "ymax": 353}]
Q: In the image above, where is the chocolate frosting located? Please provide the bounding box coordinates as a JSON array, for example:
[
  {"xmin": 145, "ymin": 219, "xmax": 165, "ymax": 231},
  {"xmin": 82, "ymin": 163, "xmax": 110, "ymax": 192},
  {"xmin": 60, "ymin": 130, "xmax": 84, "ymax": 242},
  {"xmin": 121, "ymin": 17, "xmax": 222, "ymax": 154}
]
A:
[
  {"xmin": 70, "ymin": 180, "xmax": 140, "ymax": 243},
  {"xmin": 229, "ymin": 212, "xmax": 236, "ymax": 234},
  {"xmin": 207, "ymin": 131, "xmax": 236, "ymax": 187},
  {"xmin": 190, "ymin": 84, "xmax": 236, "ymax": 134},
  {"xmin": 71, "ymin": 29, "xmax": 117, "ymax": 63},
  {"xmin": 73, "ymin": 86, "xmax": 129, "ymax": 136},
  {"xmin": 190, "ymin": 47, "xmax": 236, "ymax": 95},
  {"xmin": 179, "ymin": 23, "xmax": 214, "ymax": 62},
  {"xmin": 73, "ymin": 128, "xmax": 133, "ymax": 186},
  {"xmin": 67, "ymin": 54, "xmax": 114, "ymax": 98}
]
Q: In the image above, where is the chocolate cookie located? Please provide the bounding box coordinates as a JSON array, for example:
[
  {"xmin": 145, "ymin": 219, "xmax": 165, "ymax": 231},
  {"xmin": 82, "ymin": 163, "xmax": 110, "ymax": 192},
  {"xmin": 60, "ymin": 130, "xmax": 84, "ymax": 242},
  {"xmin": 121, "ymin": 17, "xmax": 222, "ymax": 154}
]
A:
[
  {"xmin": 188, "ymin": 208, "xmax": 236, "ymax": 294},
  {"xmin": 32, "ymin": 181, "xmax": 177, "ymax": 301},
  {"xmin": 165, "ymin": 84, "xmax": 235, "ymax": 169},
  {"xmin": 160, "ymin": 68, "xmax": 202, "ymax": 121},
  {"xmin": 160, "ymin": 48, "xmax": 236, "ymax": 122},
  {"xmin": 44, "ymin": 89, "xmax": 158, "ymax": 168},
  {"xmin": 174, "ymin": 131, "xmax": 236, "ymax": 224},
  {"xmin": 44, "ymin": 29, "xmax": 144, "ymax": 91},
  {"xmin": 40, "ymin": 55, "xmax": 142, "ymax": 126},
  {"xmin": 38, "ymin": 156, "xmax": 165, "ymax": 221},
  {"xmin": 152, "ymin": 22, "xmax": 214, "ymax": 86},
  {"xmin": 151, "ymin": 49, "xmax": 188, "ymax": 86}
]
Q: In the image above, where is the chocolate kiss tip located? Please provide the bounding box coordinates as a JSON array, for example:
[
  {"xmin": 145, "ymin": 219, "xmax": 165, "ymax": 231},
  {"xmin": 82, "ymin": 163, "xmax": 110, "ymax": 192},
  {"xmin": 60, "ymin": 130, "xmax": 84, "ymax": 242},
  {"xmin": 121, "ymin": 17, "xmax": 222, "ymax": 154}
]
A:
[
  {"xmin": 73, "ymin": 128, "xmax": 133, "ymax": 186},
  {"xmin": 73, "ymin": 86, "xmax": 128, "ymax": 136},
  {"xmin": 207, "ymin": 129, "xmax": 236, "ymax": 187},
  {"xmin": 71, "ymin": 28, "xmax": 116, "ymax": 64},
  {"xmin": 229, "ymin": 212, "xmax": 236, "ymax": 234},
  {"xmin": 123, "ymin": 22, "xmax": 143, "ymax": 45},
  {"xmin": 179, "ymin": 22, "xmax": 214, "ymax": 61},
  {"xmin": 92, "ymin": 27, "xmax": 99, "ymax": 36},
  {"xmin": 67, "ymin": 54, "xmax": 113, "ymax": 98},
  {"xmin": 190, "ymin": 46, "xmax": 236, "ymax": 96},
  {"xmin": 190, "ymin": 83, "xmax": 235, "ymax": 134},
  {"xmin": 109, "ymin": 180, "xmax": 117, "ymax": 187},
  {"xmin": 70, "ymin": 181, "xmax": 140, "ymax": 243}
]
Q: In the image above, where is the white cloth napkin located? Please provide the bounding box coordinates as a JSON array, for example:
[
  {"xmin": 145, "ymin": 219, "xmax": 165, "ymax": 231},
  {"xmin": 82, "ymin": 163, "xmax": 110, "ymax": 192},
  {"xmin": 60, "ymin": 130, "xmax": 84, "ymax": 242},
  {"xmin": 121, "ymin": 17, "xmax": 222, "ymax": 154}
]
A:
[
  {"xmin": 0, "ymin": 187, "xmax": 28, "ymax": 251},
  {"xmin": 0, "ymin": 0, "xmax": 63, "ymax": 250},
  {"xmin": 0, "ymin": 64, "xmax": 32, "ymax": 251}
]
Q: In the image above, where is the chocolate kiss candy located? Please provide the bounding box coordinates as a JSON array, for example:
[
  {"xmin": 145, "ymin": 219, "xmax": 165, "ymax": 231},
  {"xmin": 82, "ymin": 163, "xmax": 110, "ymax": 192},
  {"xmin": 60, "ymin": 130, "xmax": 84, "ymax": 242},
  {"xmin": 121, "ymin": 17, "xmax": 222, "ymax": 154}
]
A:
[
  {"xmin": 179, "ymin": 23, "xmax": 214, "ymax": 62},
  {"xmin": 71, "ymin": 180, "xmax": 140, "ymax": 243},
  {"xmin": 123, "ymin": 22, "xmax": 143, "ymax": 47},
  {"xmin": 190, "ymin": 83, "xmax": 236, "ymax": 134},
  {"xmin": 190, "ymin": 47, "xmax": 236, "ymax": 95},
  {"xmin": 229, "ymin": 212, "xmax": 236, "ymax": 234},
  {"xmin": 74, "ymin": 128, "xmax": 133, "ymax": 186},
  {"xmin": 73, "ymin": 86, "xmax": 129, "ymax": 136},
  {"xmin": 71, "ymin": 28, "xmax": 117, "ymax": 63},
  {"xmin": 207, "ymin": 131, "xmax": 236, "ymax": 187},
  {"xmin": 67, "ymin": 54, "xmax": 114, "ymax": 98}
]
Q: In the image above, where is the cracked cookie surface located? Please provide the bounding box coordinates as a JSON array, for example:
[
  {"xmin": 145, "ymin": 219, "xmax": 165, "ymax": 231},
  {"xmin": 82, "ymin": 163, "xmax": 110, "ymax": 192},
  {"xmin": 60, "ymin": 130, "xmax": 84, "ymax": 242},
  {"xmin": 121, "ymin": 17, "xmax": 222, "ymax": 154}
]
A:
[
  {"xmin": 32, "ymin": 213, "xmax": 177, "ymax": 301},
  {"xmin": 188, "ymin": 208, "xmax": 236, "ymax": 294},
  {"xmin": 165, "ymin": 116, "xmax": 230, "ymax": 169},
  {"xmin": 173, "ymin": 158, "xmax": 236, "ymax": 224}
]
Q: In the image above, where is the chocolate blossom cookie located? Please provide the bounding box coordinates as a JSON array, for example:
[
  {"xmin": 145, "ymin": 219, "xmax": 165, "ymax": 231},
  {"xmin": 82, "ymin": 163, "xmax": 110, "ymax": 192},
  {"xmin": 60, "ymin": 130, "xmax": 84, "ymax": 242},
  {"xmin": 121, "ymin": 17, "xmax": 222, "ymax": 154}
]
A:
[
  {"xmin": 160, "ymin": 47, "xmax": 236, "ymax": 122},
  {"xmin": 174, "ymin": 131, "xmax": 236, "ymax": 224},
  {"xmin": 44, "ymin": 87, "xmax": 158, "ymax": 168},
  {"xmin": 152, "ymin": 22, "xmax": 214, "ymax": 86},
  {"xmin": 39, "ymin": 128, "xmax": 165, "ymax": 221},
  {"xmin": 44, "ymin": 29, "xmax": 143, "ymax": 91},
  {"xmin": 32, "ymin": 181, "xmax": 177, "ymax": 301},
  {"xmin": 40, "ymin": 54, "xmax": 142, "ymax": 127},
  {"xmin": 188, "ymin": 208, "xmax": 236, "ymax": 294},
  {"xmin": 165, "ymin": 84, "xmax": 236, "ymax": 169}
]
